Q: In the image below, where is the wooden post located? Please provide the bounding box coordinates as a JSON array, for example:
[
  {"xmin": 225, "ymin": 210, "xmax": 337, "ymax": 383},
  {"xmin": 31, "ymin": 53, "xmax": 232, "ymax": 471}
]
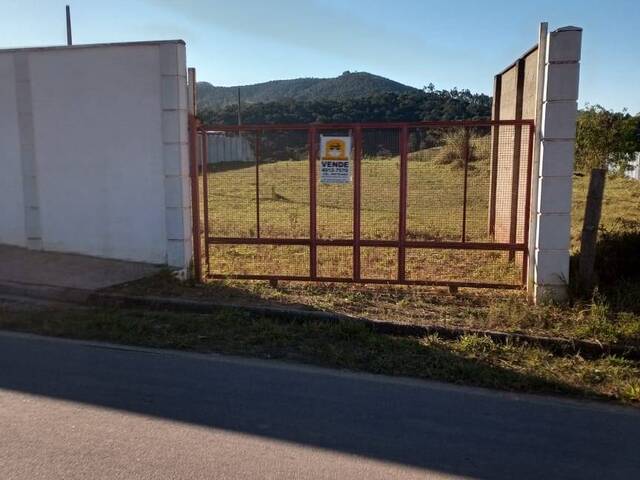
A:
[{"xmin": 579, "ymin": 168, "xmax": 606, "ymax": 291}]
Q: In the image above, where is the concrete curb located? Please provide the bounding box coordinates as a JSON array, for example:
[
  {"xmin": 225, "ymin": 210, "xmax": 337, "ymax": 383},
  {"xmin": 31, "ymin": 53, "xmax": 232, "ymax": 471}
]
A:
[
  {"xmin": 3, "ymin": 279, "xmax": 638, "ymax": 361},
  {"xmin": 88, "ymin": 292, "xmax": 640, "ymax": 361},
  {"xmin": 0, "ymin": 280, "xmax": 92, "ymax": 304}
]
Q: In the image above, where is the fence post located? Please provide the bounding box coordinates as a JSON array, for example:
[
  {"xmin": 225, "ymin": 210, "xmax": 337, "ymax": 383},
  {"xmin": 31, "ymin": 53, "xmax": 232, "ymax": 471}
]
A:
[
  {"xmin": 578, "ymin": 168, "xmax": 606, "ymax": 291},
  {"xmin": 521, "ymin": 125, "xmax": 535, "ymax": 286},
  {"xmin": 184, "ymin": 67, "xmax": 202, "ymax": 282},
  {"xmin": 508, "ymin": 58, "xmax": 525, "ymax": 261},
  {"xmin": 398, "ymin": 125, "xmax": 408, "ymax": 281},
  {"xmin": 309, "ymin": 127, "xmax": 318, "ymax": 279},
  {"xmin": 488, "ymin": 75, "xmax": 501, "ymax": 238},
  {"xmin": 255, "ymin": 129, "xmax": 261, "ymax": 239},
  {"xmin": 527, "ymin": 22, "xmax": 549, "ymax": 294},
  {"xmin": 188, "ymin": 114, "xmax": 202, "ymax": 283},
  {"xmin": 201, "ymin": 130, "xmax": 210, "ymax": 275},
  {"xmin": 353, "ymin": 126, "xmax": 362, "ymax": 281},
  {"xmin": 461, "ymin": 126, "xmax": 470, "ymax": 242}
]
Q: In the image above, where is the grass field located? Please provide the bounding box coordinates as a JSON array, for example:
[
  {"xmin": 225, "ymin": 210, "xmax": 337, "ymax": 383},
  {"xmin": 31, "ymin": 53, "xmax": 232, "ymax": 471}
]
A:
[
  {"xmin": 202, "ymin": 132, "xmax": 523, "ymax": 285},
  {"xmin": 571, "ymin": 173, "xmax": 640, "ymax": 250},
  {"xmin": 120, "ymin": 167, "xmax": 640, "ymax": 347}
]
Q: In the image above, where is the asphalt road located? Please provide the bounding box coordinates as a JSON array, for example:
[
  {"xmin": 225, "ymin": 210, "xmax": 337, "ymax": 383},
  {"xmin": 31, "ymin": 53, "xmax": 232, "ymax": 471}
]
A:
[{"xmin": 0, "ymin": 331, "xmax": 638, "ymax": 479}]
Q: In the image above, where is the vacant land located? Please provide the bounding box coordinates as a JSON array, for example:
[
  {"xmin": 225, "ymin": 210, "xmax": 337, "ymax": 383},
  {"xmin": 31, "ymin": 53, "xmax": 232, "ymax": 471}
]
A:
[
  {"xmin": 203, "ymin": 131, "xmax": 524, "ymax": 285},
  {"xmin": 117, "ymin": 172, "xmax": 640, "ymax": 347}
]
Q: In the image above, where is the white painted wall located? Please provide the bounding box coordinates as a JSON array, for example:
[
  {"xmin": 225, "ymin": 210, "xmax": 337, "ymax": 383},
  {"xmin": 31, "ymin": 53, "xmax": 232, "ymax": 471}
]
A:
[
  {"xmin": 0, "ymin": 41, "xmax": 192, "ymax": 270},
  {"xmin": 0, "ymin": 55, "xmax": 25, "ymax": 246}
]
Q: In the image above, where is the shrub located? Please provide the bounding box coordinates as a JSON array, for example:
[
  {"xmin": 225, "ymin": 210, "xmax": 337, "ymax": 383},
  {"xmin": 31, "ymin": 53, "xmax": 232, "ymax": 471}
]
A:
[
  {"xmin": 436, "ymin": 129, "xmax": 489, "ymax": 168},
  {"xmin": 595, "ymin": 219, "xmax": 640, "ymax": 285}
]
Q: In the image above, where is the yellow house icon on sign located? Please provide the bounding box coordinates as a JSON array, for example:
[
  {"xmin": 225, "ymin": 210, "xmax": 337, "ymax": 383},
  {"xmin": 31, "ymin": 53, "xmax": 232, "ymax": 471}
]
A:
[{"xmin": 322, "ymin": 139, "xmax": 348, "ymax": 160}]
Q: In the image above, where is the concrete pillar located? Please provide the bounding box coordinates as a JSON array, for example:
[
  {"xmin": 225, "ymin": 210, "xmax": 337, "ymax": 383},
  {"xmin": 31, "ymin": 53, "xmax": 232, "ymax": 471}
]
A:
[
  {"xmin": 532, "ymin": 26, "xmax": 582, "ymax": 303},
  {"xmin": 159, "ymin": 43, "xmax": 192, "ymax": 275}
]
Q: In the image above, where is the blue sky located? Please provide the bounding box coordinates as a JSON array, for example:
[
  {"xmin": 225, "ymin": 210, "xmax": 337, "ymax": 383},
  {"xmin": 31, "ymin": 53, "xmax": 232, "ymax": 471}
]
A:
[{"xmin": 2, "ymin": 0, "xmax": 639, "ymax": 113}]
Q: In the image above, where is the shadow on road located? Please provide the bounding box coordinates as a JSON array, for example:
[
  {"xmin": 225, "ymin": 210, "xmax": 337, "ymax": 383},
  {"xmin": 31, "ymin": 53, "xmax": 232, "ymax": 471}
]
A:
[{"xmin": 0, "ymin": 332, "xmax": 639, "ymax": 479}]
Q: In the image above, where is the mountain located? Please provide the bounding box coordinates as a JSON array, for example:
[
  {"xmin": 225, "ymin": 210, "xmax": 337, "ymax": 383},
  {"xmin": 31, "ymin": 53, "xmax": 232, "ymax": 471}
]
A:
[{"xmin": 196, "ymin": 71, "xmax": 420, "ymax": 110}]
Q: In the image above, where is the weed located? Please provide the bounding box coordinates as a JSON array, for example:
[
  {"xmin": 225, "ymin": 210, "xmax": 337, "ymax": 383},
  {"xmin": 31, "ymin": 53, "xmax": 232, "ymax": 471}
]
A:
[
  {"xmin": 457, "ymin": 335, "xmax": 497, "ymax": 356},
  {"xmin": 3, "ymin": 305, "xmax": 639, "ymax": 404}
]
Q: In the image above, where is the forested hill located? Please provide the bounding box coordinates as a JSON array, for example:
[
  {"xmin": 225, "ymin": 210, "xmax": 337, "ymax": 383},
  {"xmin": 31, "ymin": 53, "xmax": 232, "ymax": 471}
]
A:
[
  {"xmin": 199, "ymin": 88, "xmax": 492, "ymax": 125},
  {"xmin": 197, "ymin": 71, "xmax": 419, "ymax": 110}
]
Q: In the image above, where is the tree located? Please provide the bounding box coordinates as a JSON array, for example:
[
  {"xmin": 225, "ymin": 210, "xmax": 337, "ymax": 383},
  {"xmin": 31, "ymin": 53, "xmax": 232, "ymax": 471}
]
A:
[
  {"xmin": 575, "ymin": 105, "xmax": 638, "ymax": 172},
  {"xmin": 199, "ymin": 89, "xmax": 492, "ymax": 126},
  {"xmin": 574, "ymin": 105, "xmax": 639, "ymax": 292}
]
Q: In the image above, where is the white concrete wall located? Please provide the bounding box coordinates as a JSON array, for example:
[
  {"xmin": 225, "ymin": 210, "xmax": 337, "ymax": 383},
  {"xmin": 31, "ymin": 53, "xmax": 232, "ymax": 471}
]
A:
[
  {"xmin": 0, "ymin": 41, "xmax": 192, "ymax": 270},
  {"xmin": 532, "ymin": 26, "xmax": 582, "ymax": 302},
  {"xmin": 0, "ymin": 55, "xmax": 25, "ymax": 246}
]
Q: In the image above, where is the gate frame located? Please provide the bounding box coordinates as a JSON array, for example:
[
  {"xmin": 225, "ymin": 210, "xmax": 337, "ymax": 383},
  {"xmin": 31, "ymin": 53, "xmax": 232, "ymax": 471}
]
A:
[{"xmin": 193, "ymin": 119, "xmax": 535, "ymax": 290}]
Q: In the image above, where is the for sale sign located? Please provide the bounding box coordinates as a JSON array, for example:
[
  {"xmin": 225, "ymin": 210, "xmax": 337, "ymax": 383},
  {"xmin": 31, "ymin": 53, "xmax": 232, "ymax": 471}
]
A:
[{"xmin": 319, "ymin": 135, "xmax": 352, "ymax": 184}]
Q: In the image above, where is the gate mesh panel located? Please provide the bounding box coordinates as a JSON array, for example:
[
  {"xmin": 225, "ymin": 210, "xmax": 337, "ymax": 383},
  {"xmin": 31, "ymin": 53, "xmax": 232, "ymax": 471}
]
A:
[
  {"xmin": 317, "ymin": 246, "xmax": 352, "ymax": 278},
  {"xmin": 405, "ymin": 248, "xmax": 521, "ymax": 284},
  {"xmin": 407, "ymin": 127, "xmax": 469, "ymax": 241},
  {"xmin": 206, "ymin": 130, "xmax": 258, "ymax": 238},
  {"xmin": 258, "ymin": 129, "xmax": 309, "ymax": 238},
  {"xmin": 210, "ymin": 244, "xmax": 309, "ymax": 277},
  {"xmin": 316, "ymin": 129, "xmax": 353, "ymax": 240},
  {"xmin": 360, "ymin": 128, "xmax": 400, "ymax": 241},
  {"xmin": 361, "ymin": 247, "xmax": 397, "ymax": 280},
  {"xmin": 201, "ymin": 122, "xmax": 533, "ymax": 288}
]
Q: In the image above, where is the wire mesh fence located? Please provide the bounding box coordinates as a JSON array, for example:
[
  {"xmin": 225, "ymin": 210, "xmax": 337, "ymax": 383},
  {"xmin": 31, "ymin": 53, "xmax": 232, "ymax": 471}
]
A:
[{"xmin": 196, "ymin": 120, "xmax": 534, "ymax": 288}]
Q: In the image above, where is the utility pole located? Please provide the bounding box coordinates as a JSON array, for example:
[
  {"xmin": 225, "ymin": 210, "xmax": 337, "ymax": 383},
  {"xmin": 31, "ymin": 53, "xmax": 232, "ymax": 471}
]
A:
[{"xmin": 66, "ymin": 5, "xmax": 73, "ymax": 45}]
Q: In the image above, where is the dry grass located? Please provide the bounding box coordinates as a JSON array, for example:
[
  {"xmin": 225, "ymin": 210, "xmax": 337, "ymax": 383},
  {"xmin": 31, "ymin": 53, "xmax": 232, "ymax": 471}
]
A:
[
  {"xmin": 571, "ymin": 173, "xmax": 640, "ymax": 252},
  {"xmin": 112, "ymin": 171, "xmax": 640, "ymax": 348},
  {"xmin": 202, "ymin": 134, "xmax": 522, "ymax": 285}
]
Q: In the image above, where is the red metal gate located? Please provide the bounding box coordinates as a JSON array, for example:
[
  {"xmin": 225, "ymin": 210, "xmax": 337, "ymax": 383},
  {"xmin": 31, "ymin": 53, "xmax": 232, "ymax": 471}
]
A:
[{"xmin": 192, "ymin": 120, "xmax": 534, "ymax": 289}]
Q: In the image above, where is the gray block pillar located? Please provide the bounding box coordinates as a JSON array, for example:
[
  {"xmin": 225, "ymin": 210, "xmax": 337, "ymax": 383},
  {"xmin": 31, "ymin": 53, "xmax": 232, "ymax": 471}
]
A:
[{"xmin": 532, "ymin": 26, "xmax": 582, "ymax": 303}]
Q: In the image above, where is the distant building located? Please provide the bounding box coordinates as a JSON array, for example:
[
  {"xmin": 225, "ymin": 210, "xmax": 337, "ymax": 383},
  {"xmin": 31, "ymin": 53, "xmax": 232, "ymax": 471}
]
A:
[
  {"xmin": 206, "ymin": 132, "xmax": 255, "ymax": 164},
  {"xmin": 625, "ymin": 152, "xmax": 640, "ymax": 180}
]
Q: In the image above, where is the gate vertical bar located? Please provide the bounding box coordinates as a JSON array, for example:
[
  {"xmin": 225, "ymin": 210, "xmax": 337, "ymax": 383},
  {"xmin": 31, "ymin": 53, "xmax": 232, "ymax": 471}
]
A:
[
  {"xmin": 488, "ymin": 75, "xmax": 502, "ymax": 238},
  {"xmin": 201, "ymin": 129, "xmax": 211, "ymax": 275},
  {"xmin": 255, "ymin": 129, "xmax": 261, "ymax": 239},
  {"xmin": 353, "ymin": 125, "xmax": 362, "ymax": 281},
  {"xmin": 309, "ymin": 127, "xmax": 318, "ymax": 279},
  {"xmin": 521, "ymin": 124, "xmax": 535, "ymax": 286},
  {"xmin": 188, "ymin": 113, "xmax": 202, "ymax": 282},
  {"xmin": 398, "ymin": 126, "xmax": 408, "ymax": 281},
  {"xmin": 461, "ymin": 126, "xmax": 470, "ymax": 242}
]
